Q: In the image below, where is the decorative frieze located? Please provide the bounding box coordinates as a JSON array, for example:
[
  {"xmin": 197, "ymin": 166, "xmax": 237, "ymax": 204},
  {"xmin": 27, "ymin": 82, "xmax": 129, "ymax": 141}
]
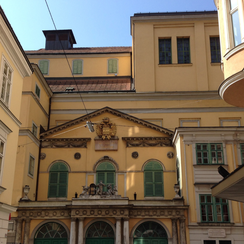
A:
[
  {"xmin": 41, "ymin": 138, "xmax": 91, "ymax": 148},
  {"xmin": 19, "ymin": 210, "xmax": 71, "ymax": 219},
  {"xmin": 122, "ymin": 137, "xmax": 172, "ymax": 147}
]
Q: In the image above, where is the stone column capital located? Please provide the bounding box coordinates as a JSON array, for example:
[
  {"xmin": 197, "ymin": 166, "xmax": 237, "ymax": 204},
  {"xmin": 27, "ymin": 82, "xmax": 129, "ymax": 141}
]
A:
[
  {"xmin": 123, "ymin": 217, "xmax": 129, "ymax": 221},
  {"xmin": 71, "ymin": 218, "xmax": 76, "ymax": 222},
  {"xmin": 78, "ymin": 217, "xmax": 85, "ymax": 221},
  {"xmin": 115, "ymin": 217, "xmax": 122, "ymax": 221},
  {"xmin": 24, "ymin": 218, "xmax": 31, "ymax": 223},
  {"xmin": 179, "ymin": 217, "xmax": 186, "ymax": 222}
]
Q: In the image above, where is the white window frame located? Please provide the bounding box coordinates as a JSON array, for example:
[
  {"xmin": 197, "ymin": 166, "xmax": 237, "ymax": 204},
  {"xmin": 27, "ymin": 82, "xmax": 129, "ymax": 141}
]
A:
[
  {"xmin": 0, "ymin": 56, "xmax": 13, "ymax": 107},
  {"xmin": 107, "ymin": 58, "xmax": 118, "ymax": 74},
  {"xmin": 72, "ymin": 59, "xmax": 83, "ymax": 75},
  {"xmin": 32, "ymin": 121, "xmax": 38, "ymax": 137},
  {"xmin": 35, "ymin": 83, "xmax": 41, "ymax": 99},
  {"xmin": 38, "ymin": 60, "xmax": 50, "ymax": 75},
  {"xmin": 28, "ymin": 154, "xmax": 35, "ymax": 178}
]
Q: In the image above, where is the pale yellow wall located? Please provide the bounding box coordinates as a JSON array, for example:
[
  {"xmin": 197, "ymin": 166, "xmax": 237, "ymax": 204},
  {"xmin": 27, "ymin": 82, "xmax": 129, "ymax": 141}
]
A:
[
  {"xmin": 132, "ymin": 18, "xmax": 223, "ymax": 92},
  {"xmin": 29, "ymin": 55, "xmax": 131, "ymax": 78}
]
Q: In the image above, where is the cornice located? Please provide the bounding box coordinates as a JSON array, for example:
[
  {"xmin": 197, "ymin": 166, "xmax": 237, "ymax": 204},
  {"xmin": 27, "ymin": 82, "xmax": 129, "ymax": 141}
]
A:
[
  {"xmin": 0, "ymin": 202, "xmax": 17, "ymax": 213},
  {"xmin": 224, "ymin": 42, "xmax": 244, "ymax": 60},
  {"xmin": 41, "ymin": 138, "xmax": 91, "ymax": 148},
  {"xmin": 122, "ymin": 137, "xmax": 172, "ymax": 147},
  {"xmin": 31, "ymin": 64, "xmax": 53, "ymax": 97},
  {"xmin": 173, "ymin": 126, "xmax": 244, "ymax": 144},
  {"xmin": 41, "ymin": 107, "xmax": 173, "ymax": 138},
  {"xmin": 0, "ymin": 100, "xmax": 21, "ymax": 127},
  {"xmin": 51, "ymin": 91, "xmax": 221, "ymax": 102},
  {"xmin": 0, "ymin": 14, "xmax": 32, "ymax": 77},
  {"xmin": 22, "ymin": 91, "xmax": 49, "ymax": 117},
  {"xmin": 0, "ymin": 120, "xmax": 12, "ymax": 134},
  {"xmin": 19, "ymin": 129, "xmax": 40, "ymax": 147}
]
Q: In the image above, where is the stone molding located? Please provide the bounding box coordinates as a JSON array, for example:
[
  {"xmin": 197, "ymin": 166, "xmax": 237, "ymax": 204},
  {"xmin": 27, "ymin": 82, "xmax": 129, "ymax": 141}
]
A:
[
  {"xmin": 40, "ymin": 107, "xmax": 173, "ymax": 138},
  {"xmin": 122, "ymin": 137, "xmax": 172, "ymax": 147},
  {"xmin": 41, "ymin": 138, "xmax": 91, "ymax": 148}
]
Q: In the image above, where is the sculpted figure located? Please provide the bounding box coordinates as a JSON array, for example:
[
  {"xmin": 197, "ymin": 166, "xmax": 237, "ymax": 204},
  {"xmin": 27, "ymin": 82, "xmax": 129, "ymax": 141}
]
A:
[
  {"xmin": 107, "ymin": 184, "xmax": 113, "ymax": 195},
  {"xmin": 96, "ymin": 181, "xmax": 105, "ymax": 195},
  {"xmin": 112, "ymin": 185, "xmax": 118, "ymax": 195},
  {"xmin": 80, "ymin": 185, "xmax": 89, "ymax": 196}
]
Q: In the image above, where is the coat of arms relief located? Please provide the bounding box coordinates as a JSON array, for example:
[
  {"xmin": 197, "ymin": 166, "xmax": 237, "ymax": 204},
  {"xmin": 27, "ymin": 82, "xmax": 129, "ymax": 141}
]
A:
[{"xmin": 96, "ymin": 117, "xmax": 117, "ymax": 140}]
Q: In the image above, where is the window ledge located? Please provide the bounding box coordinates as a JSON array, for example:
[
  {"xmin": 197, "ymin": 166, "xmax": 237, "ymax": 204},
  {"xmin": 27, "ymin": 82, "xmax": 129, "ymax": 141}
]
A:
[
  {"xmin": 0, "ymin": 186, "xmax": 6, "ymax": 195},
  {"xmin": 48, "ymin": 197, "xmax": 67, "ymax": 201},
  {"xmin": 144, "ymin": 197, "xmax": 164, "ymax": 200},
  {"xmin": 224, "ymin": 42, "xmax": 244, "ymax": 60},
  {"xmin": 28, "ymin": 174, "xmax": 34, "ymax": 179},
  {"xmin": 158, "ymin": 63, "xmax": 193, "ymax": 67},
  {"xmin": 197, "ymin": 222, "xmax": 234, "ymax": 226},
  {"xmin": 194, "ymin": 164, "xmax": 225, "ymax": 166},
  {"xmin": 211, "ymin": 63, "xmax": 221, "ymax": 66}
]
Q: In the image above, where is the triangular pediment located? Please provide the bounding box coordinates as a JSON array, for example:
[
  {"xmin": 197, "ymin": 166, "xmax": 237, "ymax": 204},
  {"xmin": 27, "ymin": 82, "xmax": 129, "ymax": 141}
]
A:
[{"xmin": 40, "ymin": 107, "xmax": 173, "ymax": 143}]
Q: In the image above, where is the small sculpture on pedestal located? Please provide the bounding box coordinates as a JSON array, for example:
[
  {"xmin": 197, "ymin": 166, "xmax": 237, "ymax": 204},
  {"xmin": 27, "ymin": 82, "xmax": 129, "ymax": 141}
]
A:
[
  {"xmin": 80, "ymin": 186, "xmax": 90, "ymax": 196},
  {"xmin": 96, "ymin": 181, "xmax": 105, "ymax": 195}
]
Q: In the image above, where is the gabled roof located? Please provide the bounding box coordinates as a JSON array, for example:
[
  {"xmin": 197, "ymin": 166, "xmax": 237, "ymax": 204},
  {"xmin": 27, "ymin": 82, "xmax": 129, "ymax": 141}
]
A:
[{"xmin": 40, "ymin": 107, "xmax": 173, "ymax": 138}]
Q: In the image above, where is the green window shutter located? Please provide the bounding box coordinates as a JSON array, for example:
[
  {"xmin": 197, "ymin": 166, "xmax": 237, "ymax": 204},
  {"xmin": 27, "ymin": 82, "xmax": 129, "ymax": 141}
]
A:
[
  {"xmin": 97, "ymin": 172, "xmax": 105, "ymax": 183},
  {"xmin": 39, "ymin": 60, "xmax": 49, "ymax": 75},
  {"xmin": 154, "ymin": 172, "xmax": 163, "ymax": 196},
  {"xmin": 108, "ymin": 59, "xmax": 117, "ymax": 73},
  {"xmin": 144, "ymin": 171, "xmax": 154, "ymax": 196},
  {"xmin": 49, "ymin": 172, "xmax": 58, "ymax": 197},
  {"xmin": 107, "ymin": 172, "xmax": 115, "ymax": 185},
  {"xmin": 73, "ymin": 60, "xmax": 82, "ymax": 74}
]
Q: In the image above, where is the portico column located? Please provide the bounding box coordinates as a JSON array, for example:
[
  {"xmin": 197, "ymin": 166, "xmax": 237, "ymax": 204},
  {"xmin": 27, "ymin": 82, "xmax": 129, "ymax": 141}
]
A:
[
  {"xmin": 70, "ymin": 218, "xmax": 76, "ymax": 244},
  {"xmin": 15, "ymin": 218, "xmax": 23, "ymax": 244},
  {"xmin": 171, "ymin": 218, "xmax": 178, "ymax": 244},
  {"xmin": 78, "ymin": 218, "xmax": 84, "ymax": 244},
  {"xmin": 179, "ymin": 218, "xmax": 186, "ymax": 244},
  {"xmin": 123, "ymin": 218, "xmax": 129, "ymax": 244},
  {"xmin": 116, "ymin": 218, "xmax": 121, "ymax": 244},
  {"xmin": 23, "ymin": 218, "xmax": 30, "ymax": 244}
]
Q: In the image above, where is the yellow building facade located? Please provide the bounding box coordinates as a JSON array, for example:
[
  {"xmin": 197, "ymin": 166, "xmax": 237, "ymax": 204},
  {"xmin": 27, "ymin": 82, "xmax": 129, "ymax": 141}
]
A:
[{"xmin": 2, "ymin": 8, "xmax": 244, "ymax": 244}]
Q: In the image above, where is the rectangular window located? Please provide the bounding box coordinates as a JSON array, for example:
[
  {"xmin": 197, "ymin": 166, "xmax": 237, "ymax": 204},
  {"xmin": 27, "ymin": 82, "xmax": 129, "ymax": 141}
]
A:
[
  {"xmin": 72, "ymin": 60, "xmax": 83, "ymax": 74},
  {"xmin": 28, "ymin": 155, "xmax": 35, "ymax": 177},
  {"xmin": 1, "ymin": 60, "xmax": 12, "ymax": 106},
  {"xmin": 200, "ymin": 194, "xmax": 229, "ymax": 223},
  {"xmin": 210, "ymin": 37, "xmax": 221, "ymax": 63},
  {"xmin": 196, "ymin": 143, "xmax": 224, "ymax": 164},
  {"xmin": 159, "ymin": 39, "xmax": 172, "ymax": 64},
  {"xmin": 35, "ymin": 84, "xmax": 41, "ymax": 98},
  {"xmin": 38, "ymin": 60, "xmax": 49, "ymax": 75},
  {"xmin": 0, "ymin": 140, "xmax": 4, "ymax": 180},
  {"xmin": 229, "ymin": 0, "xmax": 241, "ymax": 46},
  {"xmin": 177, "ymin": 37, "xmax": 190, "ymax": 64},
  {"xmin": 32, "ymin": 122, "xmax": 38, "ymax": 137},
  {"xmin": 108, "ymin": 59, "xmax": 118, "ymax": 74}
]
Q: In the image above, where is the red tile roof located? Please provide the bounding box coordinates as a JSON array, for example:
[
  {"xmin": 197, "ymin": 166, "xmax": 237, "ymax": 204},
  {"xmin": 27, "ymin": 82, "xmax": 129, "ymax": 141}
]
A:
[
  {"xmin": 46, "ymin": 77, "xmax": 132, "ymax": 92},
  {"xmin": 25, "ymin": 47, "xmax": 132, "ymax": 55}
]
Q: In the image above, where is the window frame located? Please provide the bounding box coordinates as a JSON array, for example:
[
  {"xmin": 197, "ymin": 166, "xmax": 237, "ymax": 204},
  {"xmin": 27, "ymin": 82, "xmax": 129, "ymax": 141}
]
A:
[
  {"xmin": 177, "ymin": 37, "xmax": 191, "ymax": 64},
  {"xmin": 32, "ymin": 121, "xmax": 38, "ymax": 137},
  {"xmin": 210, "ymin": 36, "xmax": 221, "ymax": 63},
  {"xmin": 28, "ymin": 154, "xmax": 35, "ymax": 178},
  {"xmin": 72, "ymin": 59, "xmax": 83, "ymax": 75},
  {"xmin": 0, "ymin": 56, "xmax": 13, "ymax": 107},
  {"xmin": 159, "ymin": 38, "xmax": 172, "ymax": 64},
  {"xmin": 107, "ymin": 58, "xmax": 118, "ymax": 74},
  {"xmin": 35, "ymin": 83, "xmax": 41, "ymax": 99},
  {"xmin": 229, "ymin": 0, "xmax": 242, "ymax": 47},
  {"xmin": 199, "ymin": 194, "xmax": 230, "ymax": 223},
  {"xmin": 0, "ymin": 138, "xmax": 5, "ymax": 184},
  {"xmin": 38, "ymin": 60, "xmax": 50, "ymax": 75},
  {"xmin": 196, "ymin": 143, "xmax": 224, "ymax": 165}
]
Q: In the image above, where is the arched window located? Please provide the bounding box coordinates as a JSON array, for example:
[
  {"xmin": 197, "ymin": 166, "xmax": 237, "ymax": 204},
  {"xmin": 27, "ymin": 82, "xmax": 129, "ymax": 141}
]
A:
[
  {"xmin": 48, "ymin": 162, "xmax": 68, "ymax": 198},
  {"xmin": 96, "ymin": 162, "xmax": 115, "ymax": 192},
  {"xmin": 144, "ymin": 161, "xmax": 164, "ymax": 197},
  {"xmin": 35, "ymin": 222, "xmax": 68, "ymax": 243},
  {"xmin": 133, "ymin": 221, "xmax": 168, "ymax": 244}
]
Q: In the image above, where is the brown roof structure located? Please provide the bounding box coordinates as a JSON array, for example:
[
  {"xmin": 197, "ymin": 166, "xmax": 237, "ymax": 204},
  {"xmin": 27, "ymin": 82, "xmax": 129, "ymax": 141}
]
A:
[
  {"xmin": 46, "ymin": 77, "xmax": 132, "ymax": 92},
  {"xmin": 25, "ymin": 46, "xmax": 132, "ymax": 55}
]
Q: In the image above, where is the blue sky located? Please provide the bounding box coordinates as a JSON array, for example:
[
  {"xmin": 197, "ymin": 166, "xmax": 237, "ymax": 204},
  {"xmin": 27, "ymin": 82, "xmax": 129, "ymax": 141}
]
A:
[{"xmin": 0, "ymin": 0, "xmax": 217, "ymax": 50}]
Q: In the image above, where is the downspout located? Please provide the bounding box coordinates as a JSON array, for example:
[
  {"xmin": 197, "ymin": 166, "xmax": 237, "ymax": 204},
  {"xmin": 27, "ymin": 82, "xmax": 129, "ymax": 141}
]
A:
[{"xmin": 35, "ymin": 141, "xmax": 41, "ymax": 201}]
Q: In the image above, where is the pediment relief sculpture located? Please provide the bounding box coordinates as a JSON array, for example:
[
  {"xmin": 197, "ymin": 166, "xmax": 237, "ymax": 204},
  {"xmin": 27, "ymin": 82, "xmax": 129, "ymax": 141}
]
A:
[{"xmin": 96, "ymin": 117, "xmax": 117, "ymax": 140}]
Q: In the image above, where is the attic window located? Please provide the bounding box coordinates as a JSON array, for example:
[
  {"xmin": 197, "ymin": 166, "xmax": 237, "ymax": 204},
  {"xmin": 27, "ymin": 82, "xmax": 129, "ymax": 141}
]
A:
[
  {"xmin": 47, "ymin": 35, "xmax": 55, "ymax": 41},
  {"xmin": 59, "ymin": 34, "xmax": 68, "ymax": 41},
  {"xmin": 65, "ymin": 87, "xmax": 75, "ymax": 92}
]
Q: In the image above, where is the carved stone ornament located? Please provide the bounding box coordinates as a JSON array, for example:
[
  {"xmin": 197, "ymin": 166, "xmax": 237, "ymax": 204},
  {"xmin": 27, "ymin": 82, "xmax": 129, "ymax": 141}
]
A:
[
  {"xmin": 132, "ymin": 151, "xmax": 139, "ymax": 159},
  {"xmin": 41, "ymin": 138, "xmax": 91, "ymax": 148},
  {"xmin": 122, "ymin": 137, "xmax": 172, "ymax": 147},
  {"xmin": 74, "ymin": 153, "xmax": 81, "ymax": 159},
  {"xmin": 96, "ymin": 117, "xmax": 116, "ymax": 140},
  {"xmin": 40, "ymin": 153, "xmax": 46, "ymax": 160},
  {"xmin": 167, "ymin": 151, "xmax": 174, "ymax": 158}
]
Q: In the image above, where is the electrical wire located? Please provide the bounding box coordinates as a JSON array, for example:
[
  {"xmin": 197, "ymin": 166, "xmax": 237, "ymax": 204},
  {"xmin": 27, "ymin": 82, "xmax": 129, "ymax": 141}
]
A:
[{"xmin": 44, "ymin": 0, "xmax": 89, "ymax": 116}]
